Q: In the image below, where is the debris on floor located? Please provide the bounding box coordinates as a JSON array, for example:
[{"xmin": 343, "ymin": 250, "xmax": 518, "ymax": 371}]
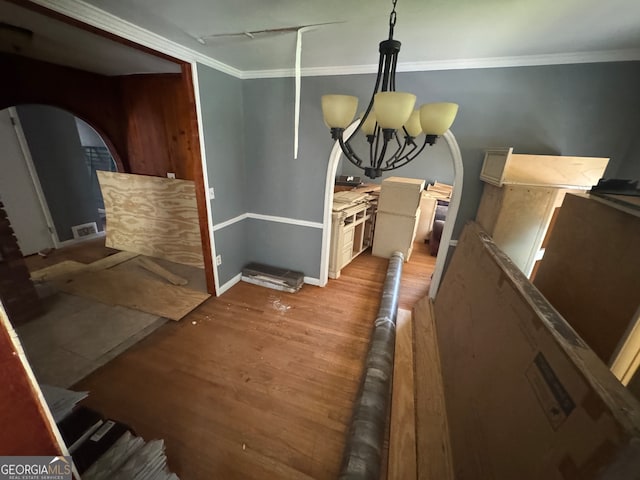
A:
[{"xmin": 241, "ymin": 263, "xmax": 304, "ymax": 293}]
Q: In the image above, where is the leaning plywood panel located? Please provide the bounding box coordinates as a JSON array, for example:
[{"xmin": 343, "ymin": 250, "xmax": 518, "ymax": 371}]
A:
[
  {"xmin": 97, "ymin": 171, "xmax": 204, "ymax": 268},
  {"xmin": 434, "ymin": 222, "xmax": 640, "ymax": 480},
  {"xmin": 534, "ymin": 193, "xmax": 640, "ymax": 366}
]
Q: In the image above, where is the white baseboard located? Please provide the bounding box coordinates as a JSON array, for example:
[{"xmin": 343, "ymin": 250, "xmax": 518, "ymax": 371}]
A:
[
  {"xmin": 216, "ymin": 273, "xmax": 242, "ymax": 296},
  {"xmin": 304, "ymin": 276, "xmax": 321, "ymax": 286}
]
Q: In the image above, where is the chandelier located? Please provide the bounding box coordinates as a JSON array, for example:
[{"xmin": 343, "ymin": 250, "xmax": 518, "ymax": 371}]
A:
[{"xmin": 321, "ymin": 0, "xmax": 459, "ymax": 179}]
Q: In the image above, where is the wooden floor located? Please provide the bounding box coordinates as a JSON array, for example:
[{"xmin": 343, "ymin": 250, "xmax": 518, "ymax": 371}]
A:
[
  {"xmin": 74, "ymin": 242, "xmax": 437, "ymax": 480},
  {"xmin": 23, "ymin": 237, "xmax": 117, "ymax": 272}
]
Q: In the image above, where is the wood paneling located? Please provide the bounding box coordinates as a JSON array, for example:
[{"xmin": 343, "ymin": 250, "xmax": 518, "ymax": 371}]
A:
[
  {"xmin": 534, "ymin": 193, "xmax": 640, "ymax": 364},
  {"xmin": 180, "ymin": 63, "xmax": 215, "ymax": 294},
  {"xmin": 0, "ymin": 302, "xmax": 62, "ymax": 455},
  {"xmin": 1, "ymin": 53, "xmax": 215, "ymax": 294},
  {"xmin": 0, "ymin": 53, "xmax": 128, "ymax": 171},
  {"xmin": 74, "ymin": 245, "xmax": 436, "ymax": 479},
  {"xmin": 98, "ymin": 171, "xmax": 204, "ymax": 268},
  {"xmin": 435, "ymin": 222, "xmax": 640, "ymax": 479}
]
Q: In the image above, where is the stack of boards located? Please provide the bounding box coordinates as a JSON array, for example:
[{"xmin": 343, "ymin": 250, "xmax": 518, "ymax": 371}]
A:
[{"xmin": 42, "ymin": 385, "xmax": 179, "ymax": 480}]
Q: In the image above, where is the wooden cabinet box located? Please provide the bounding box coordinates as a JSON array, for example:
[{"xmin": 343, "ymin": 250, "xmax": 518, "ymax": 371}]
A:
[
  {"xmin": 372, "ymin": 209, "xmax": 420, "ymax": 260},
  {"xmin": 476, "ymin": 148, "xmax": 609, "ymax": 277},
  {"xmin": 329, "ymin": 201, "xmax": 375, "ymax": 279},
  {"xmin": 378, "ymin": 177, "xmax": 425, "ymax": 216},
  {"xmin": 481, "ymin": 148, "xmax": 608, "ymax": 188}
]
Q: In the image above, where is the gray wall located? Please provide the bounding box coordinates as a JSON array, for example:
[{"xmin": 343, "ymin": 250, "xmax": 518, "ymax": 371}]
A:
[
  {"xmin": 213, "ymin": 221, "xmax": 247, "ymax": 285},
  {"xmin": 201, "ymin": 61, "xmax": 640, "ymax": 287},
  {"xmin": 198, "ymin": 63, "xmax": 247, "ymax": 224},
  {"xmin": 17, "ymin": 105, "xmax": 101, "ymax": 242},
  {"xmin": 246, "ymin": 219, "xmax": 322, "ymax": 279},
  {"xmin": 197, "ymin": 63, "xmax": 248, "ymax": 285},
  {"xmin": 75, "ymin": 117, "xmax": 107, "ymax": 148}
]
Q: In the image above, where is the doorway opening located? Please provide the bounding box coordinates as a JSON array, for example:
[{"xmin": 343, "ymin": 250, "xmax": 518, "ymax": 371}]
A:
[
  {"xmin": 1, "ymin": 105, "xmax": 118, "ymax": 256},
  {"xmin": 321, "ymin": 121, "xmax": 463, "ymax": 300}
]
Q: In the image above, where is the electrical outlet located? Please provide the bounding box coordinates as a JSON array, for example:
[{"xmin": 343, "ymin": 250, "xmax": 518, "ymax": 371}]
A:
[
  {"xmin": 216, "ymin": 254, "xmax": 222, "ymax": 266},
  {"xmin": 167, "ymin": 172, "xmax": 176, "ymax": 179},
  {"xmin": 209, "ymin": 187, "xmax": 215, "ymax": 199}
]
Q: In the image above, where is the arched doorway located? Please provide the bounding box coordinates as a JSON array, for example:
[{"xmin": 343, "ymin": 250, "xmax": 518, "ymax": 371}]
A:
[
  {"xmin": 320, "ymin": 122, "xmax": 463, "ymax": 299},
  {"xmin": 0, "ymin": 104, "xmax": 118, "ymax": 254}
]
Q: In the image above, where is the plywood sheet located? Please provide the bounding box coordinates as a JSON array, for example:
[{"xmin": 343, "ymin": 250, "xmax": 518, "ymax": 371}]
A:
[
  {"xmin": 505, "ymin": 154, "xmax": 608, "ymax": 188},
  {"xmin": 97, "ymin": 171, "xmax": 204, "ymax": 268},
  {"xmin": 534, "ymin": 193, "xmax": 640, "ymax": 364},
  {"xmin": 388, "ymin": 308, "xmax": 417, "ymax": 480},
  {"xmin": 434, "ymin": 222, "xmax": 640, "ymax": 479},
  {"xmin": 55, "ymin": 268, "xmax": 209, "ymax": 321},
  {"xmin": 31, "ymin": 260, "xmax": 87, "ymax": 282},
  {"xmin": 85, "ymin": 251, "xmax": 139, "ymax": 271},
  {"xmin": 412, "ymin": 296, "xmax": 454, "ymax": 480}
]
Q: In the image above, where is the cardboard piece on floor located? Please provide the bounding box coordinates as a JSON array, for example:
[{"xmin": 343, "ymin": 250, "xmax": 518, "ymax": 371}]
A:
[
  {"xmin": 97, "ymin": 171, "xmax": 204, "ymax": 268},
  {"xmin": 412, "ymin": 296, "xmax": 454, "ymax": 480},
  {"xmin": 434, "ymin": 222, "xmax": 640, "ymax": 479},
  {"xmin": 136, "ymin": 257, "xmax": 188, "ymax": 286},
  {"xmin": 55, "ymin": 268, "xmax": 209, "ymax": 321},
  {"xmin": 388, "ymin": 308, "xmax": 417, "ymax": 480},
  {"xmin": 31, "ymin": 260, "xmax": 87, "ymax": 282}
]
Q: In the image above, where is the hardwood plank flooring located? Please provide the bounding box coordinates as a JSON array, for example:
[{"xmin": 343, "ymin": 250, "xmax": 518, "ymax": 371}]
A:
[
  {"xmin": 23, "ymin": 238, "xmax": 117, "ymax": 272},
  {"xmin": 74, "ymin": 243, "xmax": 437, "ymax": 479}
]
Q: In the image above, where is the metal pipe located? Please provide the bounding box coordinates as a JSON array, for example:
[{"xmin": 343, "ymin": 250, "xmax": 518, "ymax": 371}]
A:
[{"xmin": 339, "ymin": 251, "xmax": 404, "ymax": 480}]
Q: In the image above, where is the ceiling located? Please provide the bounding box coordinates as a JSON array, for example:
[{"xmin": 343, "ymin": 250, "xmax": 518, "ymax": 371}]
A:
[
  {"xmin": 2, "ymin": 0, "xmax": 640, "ymax": 77},
  {"xmin": 77, "ymin": 0, "xmax": 640, "ymax": 73},
  {"xmin": 0, "ymin": 0, "xmax": 181, "ymax": 75}
]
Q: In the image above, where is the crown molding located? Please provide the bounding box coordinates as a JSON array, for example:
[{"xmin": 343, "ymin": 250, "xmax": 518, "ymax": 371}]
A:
[
  {"xmin": 27, "ymin": 0, "xmax": 243, "ymax": 78},
  {"xmin": 23, "ymin": 1, "xmax": 640, "ymax": 81},
  {"xmin": 241, "ymin": 48, "xmax": 640, "ymax": 79}
]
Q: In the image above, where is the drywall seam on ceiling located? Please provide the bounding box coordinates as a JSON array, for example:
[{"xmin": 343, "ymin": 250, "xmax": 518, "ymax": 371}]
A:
[
  {"xmin": 29, "ymin": 0, "xmax": 243, "ymax": 78},
  {"xmin": 241, "ymin": 48, "xmax": 640, "ymax": 79}
]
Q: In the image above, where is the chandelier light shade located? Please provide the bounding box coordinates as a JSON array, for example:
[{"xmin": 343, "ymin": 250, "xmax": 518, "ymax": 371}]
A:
[
  {"xmin": 321, "ymin": 0, "xmax": 459, "ymax": 179},
  {"xmin": 321, "ymin": 95, "xmax": 359, "ymax": 129}
]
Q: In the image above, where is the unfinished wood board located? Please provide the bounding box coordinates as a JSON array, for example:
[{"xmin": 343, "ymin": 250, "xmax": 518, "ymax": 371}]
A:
[
  {"xmin": 611, "ymin": 306, "xmax": 640, "ymax": 385},
  {"xmin": 85, "ymin": 251, "xmax": 139, "ymax": 271},
  {"xmin": 480, "ymin": 149, "xmax": 609, "ymax": 188},
  {"xmin": 113, "ymin": 256, "xmax": 208, "ymax": 294},
  {"xmin": 534, "ymin": 193, "xmax": 640, "ymax": 365},
  {"xmin": 97, "ymin": 171, "xmax": 204, "ymax": 268},
  {"xmin": 55, "ymin": 268, "xmax": 209, "ymax": 321},
  {"xmin": 412, "ymin": 296, "xmax": 454, "ymax": 480},
  {"xmin": 435, "ymin": 222, "xmax": 640, "ymax": 479},
  {"xmin": 137, "ymin": 257, "xmax": 188, "ymax": 286},
  {"xmin": 388, "ymin": 308, "xmax": 417, "ymax": 480},
  {"xmin": 30, "ymin": 260, "xmax": 88, "ymax": 282}
]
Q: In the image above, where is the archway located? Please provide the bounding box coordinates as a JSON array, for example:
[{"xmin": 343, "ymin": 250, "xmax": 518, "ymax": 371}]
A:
[
  {"xmin": 321, "ymin": 123, "xmax": 463, "ymax": 299},
  {"xmin": 1, "ymin": 104, "xmax": 118, "ymax": 252}
]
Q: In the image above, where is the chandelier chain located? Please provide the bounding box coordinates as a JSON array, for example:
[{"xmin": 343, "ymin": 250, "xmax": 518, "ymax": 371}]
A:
[{"xmin": 389, "ymin": 0, "xmax": 397, "ymax": 38}]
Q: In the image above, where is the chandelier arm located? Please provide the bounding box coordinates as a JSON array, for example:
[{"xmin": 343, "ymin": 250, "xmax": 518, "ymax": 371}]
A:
[
  {"xmin": 383, "ymin": 136, "xmax": 430, "ymax": 171},
  {"xmin": 390, "ymin": 52, "xmax": 399, "ymax": 91},
  {"xmin": 346, "ymin": 52, "xmax": 385, "ymax": 147},
  {"xmin": 375, "ymin": 136, "xmax": 391, "ymax": 171},
  {"xmin": 373, "ymin": 124, "xmax": 382, "ymax": 168},
  {"xmin": 338, "ymin": 136, "xmax": 365, "ymax": 168},
  {"xmin": 384, "ymin": 136, "xmax": 410, "ymax": 168}
]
